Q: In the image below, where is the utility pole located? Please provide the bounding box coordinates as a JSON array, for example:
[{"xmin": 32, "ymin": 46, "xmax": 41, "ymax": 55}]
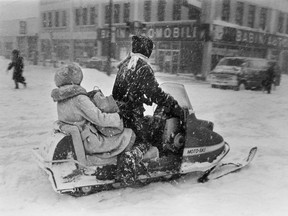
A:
[{"xmin": 105, "ymin": 0, "xmax": 113, "ymax": 76}]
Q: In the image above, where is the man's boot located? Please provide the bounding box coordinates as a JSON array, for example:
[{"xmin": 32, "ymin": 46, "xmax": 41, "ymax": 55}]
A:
[{"xmin": 116, "ymin": 144, "xmax": 150, "ymax": 186}]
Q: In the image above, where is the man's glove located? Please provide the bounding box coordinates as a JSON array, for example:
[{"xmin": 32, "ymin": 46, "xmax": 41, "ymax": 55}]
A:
[{"xmin": 170, "ymin": 103, "xmax": 185, "ymax": 121}]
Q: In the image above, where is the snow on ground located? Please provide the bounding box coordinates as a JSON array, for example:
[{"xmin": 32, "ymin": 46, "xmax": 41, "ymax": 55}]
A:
[{"xmin": 0, "ymin": 57, "xmax": 288, "ymax": 216}]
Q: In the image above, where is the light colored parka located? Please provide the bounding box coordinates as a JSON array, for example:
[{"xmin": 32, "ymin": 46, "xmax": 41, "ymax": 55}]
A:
[{"xmin": 51, "ymin": 64, "xmax": 134, "ymax": 159}]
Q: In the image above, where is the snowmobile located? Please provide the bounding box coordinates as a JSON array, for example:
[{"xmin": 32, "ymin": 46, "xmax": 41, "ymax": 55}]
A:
[{"xmin": 32, "ymin": 82, "xmax": 257, "ymax": 196}]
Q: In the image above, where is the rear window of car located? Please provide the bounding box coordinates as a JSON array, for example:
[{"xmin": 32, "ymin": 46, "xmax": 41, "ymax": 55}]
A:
[
  {"xmin": 217, "ymin": 58, "xmax": 245, "ymax": 67},
  {"xmin": 247, "ymin": 60, "xmax": 267, "ymax": 69}
]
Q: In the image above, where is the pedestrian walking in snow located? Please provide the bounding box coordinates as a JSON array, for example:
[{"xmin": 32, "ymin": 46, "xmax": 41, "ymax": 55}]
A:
[
  {"xmin": 262, "ymin": 62, "xmax": 276, "ymax": 94},
  {"xmin": 112, "ymin": 35, "xmax": 185, "ymax": 185},
  {"xmin": 6, "ymin": 49, "xmax": 27, "ymax": 89}
]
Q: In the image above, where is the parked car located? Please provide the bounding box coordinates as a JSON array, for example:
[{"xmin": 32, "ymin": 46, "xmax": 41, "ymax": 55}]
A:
[{"xmin": 208, "ymin": 57, "xmax": 280, "ymax": 91}]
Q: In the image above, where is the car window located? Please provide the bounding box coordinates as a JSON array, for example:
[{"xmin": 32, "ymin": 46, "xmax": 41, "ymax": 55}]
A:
[
  {"xmin": 248, "ymin": 60, "xmax": 267, "ymax": 69},
  {"xmin": 217, "ymin": 58, "xmax": 245, "ymax": 67}
]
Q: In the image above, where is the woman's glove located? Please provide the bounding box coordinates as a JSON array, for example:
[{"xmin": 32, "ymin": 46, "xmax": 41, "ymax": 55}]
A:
[{"xmin": 86, "ymin": 89, "xmax": 102, "ymax": 99}]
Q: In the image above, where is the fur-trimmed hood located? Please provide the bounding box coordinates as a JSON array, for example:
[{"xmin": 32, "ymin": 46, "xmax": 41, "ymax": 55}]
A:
[{"xmin": 51, "ymin": 84, "xmax": 87, "ymax": 102}]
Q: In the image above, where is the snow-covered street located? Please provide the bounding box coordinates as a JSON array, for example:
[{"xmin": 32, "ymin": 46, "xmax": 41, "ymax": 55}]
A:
[{"xmin": 0, "ymin": 57, "xmax": 288, "ymax": 216}]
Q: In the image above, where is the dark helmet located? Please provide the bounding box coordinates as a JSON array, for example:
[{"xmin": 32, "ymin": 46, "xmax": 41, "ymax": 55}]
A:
[{"xmin": 132, "ymin": 35, "xmax": 154, "ymax": 58}]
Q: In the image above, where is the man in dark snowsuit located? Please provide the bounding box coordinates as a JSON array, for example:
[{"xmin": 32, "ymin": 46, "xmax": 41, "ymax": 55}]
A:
[
  {"xmin": 263, "ymin": 62, "xmax": 276, "ymax": 94},
  {"xmin": 7, "ymin": 49, "xmax": 27, "ymax": 89},
  {"xmin": 112, "ymin": 35, "xmax": 184, "ymax": 185}
]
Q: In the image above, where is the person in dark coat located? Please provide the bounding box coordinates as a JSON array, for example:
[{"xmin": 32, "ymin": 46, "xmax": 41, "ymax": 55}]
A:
[
  {"xmin": 263, "ymin": 62, "xmax": 276, "ymax": 94},
  {"xmin": 112, "ymin": 35, "xmax": 184, "ymax": 185},
  {"xmin": 6, "ymin": 49, "xmax": 27, "ymax": 89}
]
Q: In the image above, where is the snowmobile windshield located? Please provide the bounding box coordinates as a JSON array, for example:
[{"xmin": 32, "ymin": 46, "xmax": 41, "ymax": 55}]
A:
[{"xmin": 160, "ymin": 82, "xmax": 193, "ymax": 110}]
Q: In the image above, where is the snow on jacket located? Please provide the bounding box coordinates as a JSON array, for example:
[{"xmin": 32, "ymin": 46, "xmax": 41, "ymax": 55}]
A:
[
  {"xmin": 51, "ymin": 83, "xmax": 134, "ymax": 158},
  {"xmin": 112, "ymin": 52, "xmax": 182, "ymax": 119}
]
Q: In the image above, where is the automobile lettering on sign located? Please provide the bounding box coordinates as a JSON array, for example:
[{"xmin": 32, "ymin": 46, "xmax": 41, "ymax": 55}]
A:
[{"xmin": 184, "ymin": 147, "xmax": 207, "ymax": 156}]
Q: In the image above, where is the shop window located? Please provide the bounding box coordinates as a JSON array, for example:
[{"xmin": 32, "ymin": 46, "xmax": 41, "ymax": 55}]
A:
[
  {"xmin": 188, "ymin": 5, "xmax": 200, "ymax": 20},
  {"xmin": 158, "ymin": 0, "xmax": 166, "ymax": 21},
  {"xmin": 171, "ymin": 42, "xmax": 180, "ymax": 50},
  {"xmin": 235, "ymin": 2, "xmax": 244, "ymax": 26},
  {"xmin": 173, "ymin": 0, "xmax": 181, "ymax": 21},
  {"xmin": 144, "ymin": 1, "xmax": 151, "ymax": 22},
  {"xmin": 278, "ymin": 12, "xmax": 284, "ymax": 33},
  {"xmin": 259, "ymin": 8, "xmax": 267, "ymax": 30},
  {"xmin": 247, "ymin": 5, "xmax": 255, "ymax": 28},
  {"xmin": 75, "ymin": 8, "xmax": 80, "ymax": 26},
  {"xmin": 48, "ymin": 12, "xmax": 52, "ymax": 27},
  {"xmin": 221, "ymin": 0, "xmax": 230, "ymax": 22},
  {"xmin": 123, "ymin": 3, "xmax": 130, "ymax": 23},
  {"xmin": 90, "ymin": 7, "xmax": 96, "ymax": 25},
  {"xmin": 62, "ymin": 11, "xmax": 67, "ymax": 27},
  {"xmin": 55, "ymin": 11, "xmax": 59, "ymax": 27},
  {"xmin": 42, "ymin": 13, "xmax": 47, "ymax": 28},
  {"xmin": 82, "ymin": 8, "xmax": 88, "ymax": 25},
  {"xmin": 105, "ymin": 5, "xmax": 111, "ymax": 24},
  {"xmin": 114, "ymin": 4, "xmax": 120, "ymax": 23}
]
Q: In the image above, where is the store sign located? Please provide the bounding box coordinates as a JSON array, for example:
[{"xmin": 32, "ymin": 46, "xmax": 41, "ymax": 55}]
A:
[
  {"xmin": 213, "ymin": 24, "xmax": 288, "ymax": 48},
  {"xmin": 98, "ymin": 23, "xmax": 199, "ymax": 41},
  {"xmin": 98, "ymin": 28, "xmax": 128, "ymax": 40},
  {"xmin": 146, "ymin": 25, "xmax": 198, "ymax": 41}
]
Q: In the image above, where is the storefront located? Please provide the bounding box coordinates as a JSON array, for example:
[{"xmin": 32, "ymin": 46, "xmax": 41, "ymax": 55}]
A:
[
  {"xmin": 211, "ymin": 24, "xmax": 288, "ymax": 69},
  {"xmin": 74, "ymin": 39, "xmax": 97, "ymax": 60},
  {"xmin": 98, "ymin": 22, "xmax": 203, "ymax": 74}
]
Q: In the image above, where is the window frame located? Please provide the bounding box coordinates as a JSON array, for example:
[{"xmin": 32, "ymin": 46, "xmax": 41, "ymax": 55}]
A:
[
  {"xmin": 75, "ymin": 8, "xmax": 80, "ymax": 26},
  {"xmin": 114, "ymin": 4, "xmax": 120, "ymax": 23},
  {"xmin": 158, "ymin": 0, "xmax": 166, "ymax": 21},
  {"xmin": 221, "ymin": 0, "xmax": 231, "ymax": 22},
  {"xmin": 259, "ymin": 7, "xmax": 267, "ymax": 30},
  {"xmin": 82, "ymin": 7, "xmax": 88, "ymax": 25},
  {"xmin": 278, "ymin": 12, "xmax": 284, "ymax": 33},
  {"xmin": 62, "ymin": 10, "xmax": 67, "ymax": 27},
  {"xmin": 42, "ymin": 13, "xmax": 47, "ymax": 28},
  {"xmin": 123, "ymin": 2, "xmax": 130, "ymax": 23},
  {"xmin": 172, "ymin": 0, "xmax": 181, "ymax": 21},
  {"xmin": 235, "ymin": 1, "xmax": 244, "ymax": 26},
  {"xmin": 55, "ymin": 11, "xmax": 59, "ymax": 27},
  {"xmin": 247, "ymin": 5, "xmax": 256, "ymax": 28},
  {"xmin": 144, "ymin": 0, "xmax": 152, "ymax": 22}
]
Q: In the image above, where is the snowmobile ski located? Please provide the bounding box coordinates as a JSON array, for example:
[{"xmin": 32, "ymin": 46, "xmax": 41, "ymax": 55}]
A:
[{"xmin": 198, "ymin": 146, "xmax": 257, "ymax": 183}]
